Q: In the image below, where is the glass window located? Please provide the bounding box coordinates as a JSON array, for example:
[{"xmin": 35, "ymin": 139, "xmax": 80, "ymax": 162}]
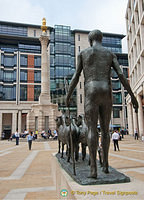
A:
[
  {"xmin": 113, "ymin": 93, "xmax": 122, "ymax": 104},
  {"xmin": 3, "ymin": 86, "xmax": 16, "ymax": 100},
  {"xmin": 78, "ymin": 34, "xmax": 80, "ymax": 41},
  {"xmin": 0, "ymin": 24, "xmax": 27, "ymax": 36},
  {"xmin": 20, "ymin": 70, "xmax": 27, "ymax": 82},
  {"xmin": 123, "ymin": 68, "xmax": 128, "ymax": 78},
  {"xmin": 34, "ymin": 30, "xmax": 36, "ymax": 37},
  {"xmin": 113, "ymin": 107, "xmax": 120, "ymax": 118},
  {"xmin": 34, "ymin": 56, "xmax": 41, "ymax": 68},
  {"xmin": 34, "ymin": 71, "xmax": 41, "ymax": 82},
  {"xmin": 20, "ymin": 55, "xmax": 27, "ymax": 66},
  {"xmin": 20, "ymin": 85, "xmax": 27, "ymax": 101},
  {"xmin": 80, "ymin": 94, "xmax": 82, "ymax": 103},
  {"xmin": 111, "ymin": 69, "xmax": 118, "ymax": 78},
  {"xmin": 4, "ymin": 71, "xmax": 14, "ymax": 82},
  {"xmin": 112, "ymin": 80, "xmax": 121, "ymax": 90},
  {"xmin": 4, "ymin": 55, "xmax": 14, "ymax": 67},
  {"xmin": 34, "ymin": 85, "xmax": 41, "ymax": 101},
  {"xmin": 19, "ymin": 44, "xmax": 41, "ymax": 53}
]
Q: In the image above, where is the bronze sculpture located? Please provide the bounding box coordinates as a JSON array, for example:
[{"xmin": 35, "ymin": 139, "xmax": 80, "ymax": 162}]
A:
[{"xmin": 66, "ymin": 30, "xmax": 138, "ymax": 178}]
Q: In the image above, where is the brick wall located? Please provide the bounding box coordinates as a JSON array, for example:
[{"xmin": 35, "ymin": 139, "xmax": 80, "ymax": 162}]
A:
[{"xmin": 27, "ymin": 55, "xmax": 34, "ymax": 101}]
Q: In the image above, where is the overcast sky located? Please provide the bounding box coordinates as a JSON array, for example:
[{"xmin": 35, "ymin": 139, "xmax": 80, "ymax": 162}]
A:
[{"xmin": 0, "ymin": 0, "xmax": 128, "ymax": 52}]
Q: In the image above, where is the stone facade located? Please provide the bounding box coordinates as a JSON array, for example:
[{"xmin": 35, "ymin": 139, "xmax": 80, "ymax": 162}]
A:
[{"xmin": 126, "ymin": 0, "xmax": 144, "ymax": 137}]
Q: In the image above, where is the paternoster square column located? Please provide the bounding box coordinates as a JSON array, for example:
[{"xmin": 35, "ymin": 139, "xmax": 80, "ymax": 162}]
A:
[{"xmin": 39, "ymin": 18, "xmax": 51, "ymax": 104}]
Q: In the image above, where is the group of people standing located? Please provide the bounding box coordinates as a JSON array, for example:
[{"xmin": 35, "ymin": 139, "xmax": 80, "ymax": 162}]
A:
[{"xmin": 13, "ymin": 128, "xmax": 58, "ymax": 150}]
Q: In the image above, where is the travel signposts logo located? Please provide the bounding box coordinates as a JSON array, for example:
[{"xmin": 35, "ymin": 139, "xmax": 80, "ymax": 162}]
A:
[{"xmin": 60, "ymin": 189, "xmax": 68, "ymax": 197}]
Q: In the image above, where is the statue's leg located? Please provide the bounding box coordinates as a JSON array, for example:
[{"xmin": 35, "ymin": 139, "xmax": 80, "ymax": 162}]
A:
[
  {"xmin": 58, "ymin": 140, "xmax": 60, "ymax": 153},
  {"xmin": 85, "ymin": 106, "xmax": 99, "ymax": 178},
  {"xmin": 99, "ymin": 104, "xmax": 112, "ymax": 173},
  {"xmin": 61, "ymin": 143, "xmax": 64, "ymax": 158},
  {"xmin": 82, "ymin": 143, "xmax": 86, "ymax": 161}
]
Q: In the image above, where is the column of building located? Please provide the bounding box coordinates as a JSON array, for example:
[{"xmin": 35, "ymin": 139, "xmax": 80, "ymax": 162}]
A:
[
  {"xmin": 0, "ymin": 112, "xmax": 2, "ymax": 138},
  {"xmin": 137, "ymin": 94, "xmax": 144, "ymax": 137},
  {"xmin": 12, "ymin": 112, "xmax": 17, "ymax": 134}
]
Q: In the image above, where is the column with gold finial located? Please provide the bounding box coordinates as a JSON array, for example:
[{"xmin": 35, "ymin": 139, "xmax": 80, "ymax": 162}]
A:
[{"xmin": 39, "ymin": 18, "xmax": 51, "ymax": 104}]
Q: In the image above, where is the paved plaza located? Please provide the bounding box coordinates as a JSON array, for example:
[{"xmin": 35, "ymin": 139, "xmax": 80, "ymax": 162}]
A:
[{"xmin": 0, "ymin": 135, "xmax": 144, "ymax": 200}]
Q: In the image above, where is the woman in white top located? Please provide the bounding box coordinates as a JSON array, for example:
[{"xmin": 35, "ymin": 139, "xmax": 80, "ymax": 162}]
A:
[{"xmin": 27, "ymin": 132, "xmax": 33, "ymax": 150}]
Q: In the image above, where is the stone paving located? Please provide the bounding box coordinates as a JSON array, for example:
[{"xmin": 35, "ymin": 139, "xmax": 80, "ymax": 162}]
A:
[{"xmin": 0, "ymin": 135, "xmax": 143, "ymax": 200}]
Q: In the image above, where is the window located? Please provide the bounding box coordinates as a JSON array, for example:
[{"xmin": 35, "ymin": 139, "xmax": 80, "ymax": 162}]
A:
[
  {"xmin": 113, "ymin": 107, "xmax": 120, "ymax": 118},
  {"xmin": 34, "ymin": 30, "xmax": 36, "ymax": 37},
  {"xmin": 78, "ymin": 34, "xmax": 80, "ymax": 41},
  {"xmin": 4, "ymin": 55, "xmax": 15, "ymax": 67},
  {"xmin": 3, "ymin": 86, "xmax": 16, "ymax": 100},
  {"xmin": 0, "ymin": 24, "xmax": 27, "ymax": 36},
  {"xmin": 112, "ymin": 80, "xmax": 121, "ymax": 90},
  {"xmin": 34, "ymin": 85, "xmax": 41, "ymax": 101},
  {"xmin": 113, "ymin": 93, "xmax": 122, "ymax": 104},
  {"xmin": 80, "ymin": 94, "xmax": 82, "ymax": 103},
  {"xmin": 20, "ymin": 70, "xmax": 27, "ymax": 82},
  {"xmin": 123, "ymin": 68, "xmax": 128, "ymax": 78},
  {"xmin": 4, "ymin": 71, "xmax": 14, "ymax": 82},
  {"xmin": 78, "ymin": 46, "xmax": 80, "ymax": 52},
  {"xmin": 80, "ymin": 82, "xmax": 82, "ymax": 89},
  {"xmin": 34, "ymin": 56, "xmax": 41, "ymax": 68},
  {"xmin": 20, "ymin": 85, "xmax": 27, "ymax": 101},
  {"xmin": 20, "ymin": 55, "xmax": 27, "ymax": 66},
  {"xmin": 34, "ymin": 71, "xmax": 41, "ymax": 82}
]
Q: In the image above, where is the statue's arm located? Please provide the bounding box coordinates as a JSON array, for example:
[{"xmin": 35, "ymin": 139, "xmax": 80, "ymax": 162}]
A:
[
  {"xmin": 112, "ymin": 55, "xmax": 138, "ymax": 113},
  {"xmin": 66, "ymin": 53, "xmax": 83, "ymax": 106}
]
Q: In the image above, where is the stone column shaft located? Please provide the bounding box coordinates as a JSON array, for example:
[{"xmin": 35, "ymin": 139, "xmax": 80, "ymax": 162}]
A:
[
  {"xmin": 12, "ymin": 112, "xmax": 17, "ymax": 134},
  {"xmin": 39, "ymin": 34, "xmax": 50, "ymax": 104},
  {"xmin": 0, "ymin": 112, "xmax": 2, "ymax": 139},
  {"xmin": 137, "ymin": 94, "xmax": 144, "ymax": 137},
  {"xmin": 18, "ymin": 110, "xmax": 22, "ymax": 133}
]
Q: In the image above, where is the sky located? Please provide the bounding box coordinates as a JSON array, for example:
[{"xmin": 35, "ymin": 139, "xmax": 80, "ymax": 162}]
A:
[{"xmin": 0, "ymin": 0, "xmax": 128, "ymax": 52}]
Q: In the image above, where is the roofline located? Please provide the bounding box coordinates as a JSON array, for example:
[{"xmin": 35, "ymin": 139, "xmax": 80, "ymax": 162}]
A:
[
  {"xmin": 0, "ymin": 20, "xmax": 53, "ymax": 31},
  {"xmin": 0, "ymin": 20, "xmax": 125, "ymax": 39},
  {"xmin": 73, "ymin": 29, "xmax": 125, "ymax": 39}
]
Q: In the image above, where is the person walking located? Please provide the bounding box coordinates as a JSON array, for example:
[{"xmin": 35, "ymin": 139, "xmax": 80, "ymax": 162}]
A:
[
  {"xmin": 112, "ymin": 130, "xmax": 120, "ymax": 151},
  {"xmin": 134, "ymin": 129, "xmax": 138, "ymax": 140},
  {"xmin": 15, "ymin": 129, "xmax": 20, "ymax": 145},
  {"xmin": 27, "ymin": 131, "xmax": 33, "ymax": 150}
]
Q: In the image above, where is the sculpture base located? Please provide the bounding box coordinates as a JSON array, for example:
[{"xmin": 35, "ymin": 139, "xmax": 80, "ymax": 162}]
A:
[{"xmin": 56, "ymin": 153, "xmax": 130, "ymax": 185}]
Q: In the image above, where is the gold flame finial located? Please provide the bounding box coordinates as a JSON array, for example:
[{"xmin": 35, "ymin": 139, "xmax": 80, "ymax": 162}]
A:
[{"xmin": 41, "ymin": 18, "xmax": 47, "ymax": 33}]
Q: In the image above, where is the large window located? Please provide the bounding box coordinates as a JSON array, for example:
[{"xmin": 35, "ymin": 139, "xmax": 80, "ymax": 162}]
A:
[
  {"xmin": 20, "ymin": 70, "xmax": 27, "ymax": 82},
  {"xmin": 34, "ymin": 85, "xmax": 41, "ymax": 101},
  {"xmin": 123, "ymin": 68, "xmax": 128, "ymax": 78},
  {"xmin": 34, "ymin": 71, "xmax": 41, "ymax": 82},
  {"xmin": 20, "ymin": 85, "xmax": 27, "ymax": 101},
  {"xmin": 20, "ymin": 55, "xmax": 27, "ymax": 66},
  {"xmin": 3, "ymin": 71, "xmax": 15, "ymax": 82},
  {"xmin": 112, "ymin": 80, "xmax": 121, "ymax": 90},
  {"xmin": 113, "ymin": 107, "xmax": 120, "ymax": 118},
  {"xmin": 113, "ymin": 93, "xmax": 122, "ymax": 104},
  {"xmin": 1, "ymin": 54, "xmax": 17, "ymax": 67},
  {"xmin": 19, "ymin": 44, "xmax": 41, "ymax": 53},
  {"xmin": 3, "ymin": 86, "xmax": 16, "ymax": 100},
  {"xmin": 34, "ymin": 56, "xmax": 41, "ymax": 68},
  {"xmin": 0, "ymin": 24, "xmax": 27, "ymax": 36}
]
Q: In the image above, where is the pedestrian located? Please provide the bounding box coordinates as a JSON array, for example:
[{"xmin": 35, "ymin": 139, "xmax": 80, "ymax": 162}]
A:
[
  {"xmin": 112, "ymin": 130, "xmax": 120, "ymax": 151},
  {"xmin": 134, "ymin": 129, "xmax": 138, "ymax": 140},
  {"xmin": 48, "ymin": 128, "xmax": 53, "ymax": 139},
  {"xmin": 53, "ymin": 129, "xmax": 58, "ymax": 140},
  {"xmin": 15, "ymin": 129, "xmax": 20, "ymax": 145},
  {"xmin": 27, "ymin": 131, "xmax": 33, "ymax": 150},
  {"xmin": 35, "ymin": 130, "xmax": 38, "ymax": 139}
]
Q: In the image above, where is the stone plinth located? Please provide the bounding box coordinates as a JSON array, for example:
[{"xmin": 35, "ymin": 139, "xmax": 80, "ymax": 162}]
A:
[{"xmin": 27, "ymin": 103, "xmax": 60, "ymax": 133}]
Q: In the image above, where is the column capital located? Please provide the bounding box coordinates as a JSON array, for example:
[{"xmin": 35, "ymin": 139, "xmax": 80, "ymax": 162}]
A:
[{"xmin": 39, "ymin": 35, "xmax": 50, "ymax": 46}]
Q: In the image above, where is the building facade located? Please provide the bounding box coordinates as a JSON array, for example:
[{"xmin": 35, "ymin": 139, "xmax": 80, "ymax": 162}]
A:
[
  {"xmin": 0, "ymin": 20, "xmax": 129, "ymax": 138},
  {"xmin": 126, "ymin": 0, "xmax": 144, "ymax": 137}
]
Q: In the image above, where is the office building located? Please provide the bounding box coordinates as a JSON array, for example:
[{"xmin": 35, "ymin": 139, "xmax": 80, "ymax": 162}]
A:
[
  {"xmin": 126, "ymin": 0, "xmax": 144, "ymax": 137},
  {"xmin": 0, "ymin": 20, "xmax": 129, "ymax": 138}
]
